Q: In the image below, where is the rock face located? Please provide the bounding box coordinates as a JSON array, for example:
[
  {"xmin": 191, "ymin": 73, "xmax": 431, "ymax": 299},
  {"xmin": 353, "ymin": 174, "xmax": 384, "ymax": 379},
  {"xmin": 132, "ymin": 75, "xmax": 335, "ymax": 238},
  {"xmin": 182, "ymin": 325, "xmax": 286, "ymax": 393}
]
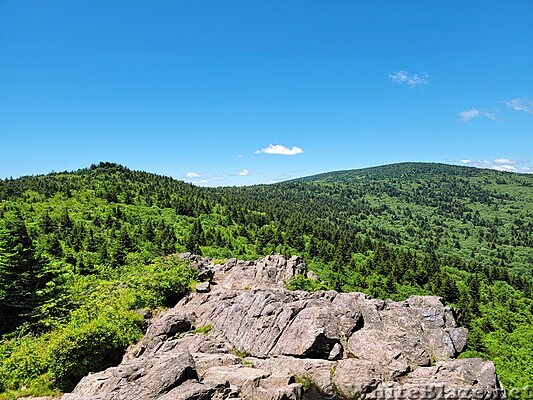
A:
[{"xmin": 62, "ymin": 255, "xmax": 505, "ymax": 400}]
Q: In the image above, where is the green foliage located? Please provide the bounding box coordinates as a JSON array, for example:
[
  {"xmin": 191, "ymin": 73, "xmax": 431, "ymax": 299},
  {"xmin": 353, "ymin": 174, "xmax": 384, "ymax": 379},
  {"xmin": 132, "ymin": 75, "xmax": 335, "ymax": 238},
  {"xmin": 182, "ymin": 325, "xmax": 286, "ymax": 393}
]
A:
[
  {"xmin": 49, "ymin": 309, "xmax": 142, "ymax": 391},
  {"xmin": 192, "ymin": 324, "xmax": 212, "ymax": 335},
  {"xmin": 0, "ymin": 161, "xmax": 531, "ymax": 395},
  {"xmin": 234, "ymin": 350, "xmax": 249, "ymax": 358},
  {"xmin": 125, "ymin": 255, "xmax": 198, "ymax": 309},
  {"xmin": 0, "ymin": 254, "xmax": 196, "ymax": 395},
  {"xmin": 286, "ymin": 274, "xmax": 330, "ymax": 291},
  {"xmin": 0, "ymin": 210, "xmax": 48, "ymax": 333},
  {"xmin": 294, "ymin": 375, "xmax": 314, "ymax": 391}
]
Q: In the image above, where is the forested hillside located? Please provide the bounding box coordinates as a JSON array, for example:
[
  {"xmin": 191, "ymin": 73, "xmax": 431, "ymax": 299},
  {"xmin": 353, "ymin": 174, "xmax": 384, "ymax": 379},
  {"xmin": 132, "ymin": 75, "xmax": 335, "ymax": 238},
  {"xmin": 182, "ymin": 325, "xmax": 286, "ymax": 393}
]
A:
[
  {"xmin": 296, "ymin": 162, "xmax": 533, "ymax": 276},
  {"xmin": 0, "ymin": 162, "xmax": 532, "ymax": 399}
]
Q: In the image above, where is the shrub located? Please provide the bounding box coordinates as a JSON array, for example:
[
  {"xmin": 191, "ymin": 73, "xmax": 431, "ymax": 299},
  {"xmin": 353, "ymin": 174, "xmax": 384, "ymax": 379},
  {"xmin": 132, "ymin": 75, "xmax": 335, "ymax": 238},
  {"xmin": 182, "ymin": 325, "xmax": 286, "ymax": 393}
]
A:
[
  {"xmin": 49, "ymin": 310, "xmax": 142, "ymax": 391},
  {"xmin": 0, "ymin": 255, "xmax": 197, "ymax": 396},
  {"xmin": 286, "ymin": 274, "xmax": 329, "ymax": 292}
]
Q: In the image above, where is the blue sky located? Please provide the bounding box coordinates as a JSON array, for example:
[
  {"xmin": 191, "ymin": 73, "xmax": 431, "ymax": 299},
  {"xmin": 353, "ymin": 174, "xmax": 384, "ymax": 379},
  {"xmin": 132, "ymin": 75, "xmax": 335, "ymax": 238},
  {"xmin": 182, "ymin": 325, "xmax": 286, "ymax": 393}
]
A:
[{"xmin": 1, "ymin": 1, "xmax": 532, "ymax": 185}]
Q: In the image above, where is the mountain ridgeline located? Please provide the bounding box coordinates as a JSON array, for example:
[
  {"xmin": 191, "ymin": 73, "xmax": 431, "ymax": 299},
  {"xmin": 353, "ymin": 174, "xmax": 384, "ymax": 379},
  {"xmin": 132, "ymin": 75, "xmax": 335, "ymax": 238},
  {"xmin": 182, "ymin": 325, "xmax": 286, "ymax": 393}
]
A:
[{"xmin": 0, "ymin": 162, "xmax": 532, "ymax": 398}]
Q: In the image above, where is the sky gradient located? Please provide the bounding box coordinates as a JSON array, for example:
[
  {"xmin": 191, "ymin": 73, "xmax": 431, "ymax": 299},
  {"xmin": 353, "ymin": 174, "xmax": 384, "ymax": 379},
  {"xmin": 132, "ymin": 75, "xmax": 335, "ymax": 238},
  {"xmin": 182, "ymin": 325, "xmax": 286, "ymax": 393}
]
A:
[{"xmin": 1, "ymin": 1, "xmax": 532, "ymax": 185}]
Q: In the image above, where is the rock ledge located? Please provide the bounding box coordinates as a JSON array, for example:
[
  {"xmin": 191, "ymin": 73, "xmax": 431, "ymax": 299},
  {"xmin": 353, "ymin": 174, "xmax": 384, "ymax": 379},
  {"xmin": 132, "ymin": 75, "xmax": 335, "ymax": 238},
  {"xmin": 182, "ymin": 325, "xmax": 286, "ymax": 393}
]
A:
[{"xmin": 63, "ymin": 255, "xmax": 505, "ymax": 399}]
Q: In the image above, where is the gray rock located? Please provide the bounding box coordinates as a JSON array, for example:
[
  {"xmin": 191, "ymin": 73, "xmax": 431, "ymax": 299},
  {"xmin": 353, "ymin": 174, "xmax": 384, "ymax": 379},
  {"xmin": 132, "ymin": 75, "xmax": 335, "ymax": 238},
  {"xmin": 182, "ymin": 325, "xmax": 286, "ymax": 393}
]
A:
[
  {"xmin": 328, "ymin": 342, "xmax": 343, "ymax": 360},
  {"xmin": 174, "ymin": 289, "xmax": 466, "ymax": 368},
  {"xmin": 202, "ymin": 366, "xmax": 302, "ymax": 400},
  {"xmin": 213, "ymin": 255, "xmax": 306, "ymax": 290},
  {"xmin": 252, "ymin": 356, "xmax": 335, "ymax": 392},
  {"xmin": 450, "ymin": 327, "xmax": 469, "ymax": 354},
  {"xmin": 178, "ymin": 252, "xmax": 193, "ymax": 259},
  {"xmin": 158, "ymin": 332, "xmax": 234, "ymax": 356},
  {"xmin": 226, "ymin": 258, "xmax": 238, "ymax": 268},
  {"xmin": 63, "ymin": 352, "xmax": 198, "ymax": 400},
  {"xmin": 271, "ymin": 305, "xmax": 341, "ymax": 358},
  {"xmin": 306, "ymin": 271, "xmax": 319, "ymax": 281},
  {"xmin": 361, "ymin": 359, "xmax": 504, "ymax": 400},
  {"xmin": 196, "ymin": 281, "xmax": 211, "ymax": 293},
  {"xmin": 333, "ymin": 359, "xmax": 385, "ymax": 398},
  {"xmin": 157, "ymin": 380, "xmax": 218, "ymax": 400},
  {"xmin": 197, "ymin": 265, "xmax": 215, "ymax": 282},
  {"xmin": 63, "ymin": 255, "xmax": 504, "ymax": 400},
  {"xmin": 126, "ymin": 313, "xmax": 191, "ymax": 360}
]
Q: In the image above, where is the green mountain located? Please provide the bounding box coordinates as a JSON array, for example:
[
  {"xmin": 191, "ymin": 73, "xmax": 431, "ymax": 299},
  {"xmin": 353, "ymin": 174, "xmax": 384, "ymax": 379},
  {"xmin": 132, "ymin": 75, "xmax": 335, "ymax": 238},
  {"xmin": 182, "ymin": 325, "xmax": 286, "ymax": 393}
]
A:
[
  {"xmin": 296, "ymin": 162, "xmax": 533, "ymax": 276},
  {"xmin": 0, "ymin": 162, "xmax": 532, "ymax": 398}
]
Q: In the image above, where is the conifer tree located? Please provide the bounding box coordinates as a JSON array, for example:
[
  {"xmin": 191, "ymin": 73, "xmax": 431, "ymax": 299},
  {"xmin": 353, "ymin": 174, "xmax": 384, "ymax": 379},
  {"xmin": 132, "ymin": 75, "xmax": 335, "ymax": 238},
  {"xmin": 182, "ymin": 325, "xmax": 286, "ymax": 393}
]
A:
[{"xmin": 0, "ymin": 211, "xmax": 46, "ymax": 333}]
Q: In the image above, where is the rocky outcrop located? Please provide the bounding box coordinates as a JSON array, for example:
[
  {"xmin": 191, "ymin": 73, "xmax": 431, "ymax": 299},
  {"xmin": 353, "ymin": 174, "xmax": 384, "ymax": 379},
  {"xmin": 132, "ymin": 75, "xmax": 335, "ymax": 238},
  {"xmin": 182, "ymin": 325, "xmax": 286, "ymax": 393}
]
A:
[{"xmin": 62, "ymin": 255, "xmax": 505, "ymax": 400}]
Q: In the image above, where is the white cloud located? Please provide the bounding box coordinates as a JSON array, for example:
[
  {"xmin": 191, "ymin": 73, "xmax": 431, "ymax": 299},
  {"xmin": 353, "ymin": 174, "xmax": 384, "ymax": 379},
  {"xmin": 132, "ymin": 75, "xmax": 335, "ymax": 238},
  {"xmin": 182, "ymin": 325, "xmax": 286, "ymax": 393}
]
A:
[
  {"xmin": 185, "ymin": 171, "xmax": 201, "ymax": 178},
  {"xmin": 256, "ymin": 144, "xmax": 304, "ymax": 156},
  {"xmin": 456, "ymin": 158, "xmax": 531, "ymax": 173},
  {"xmin": 389, "ymin": 71, "xmax": 429, "ymax": 87},
  {"xmin": 458, "ymin": 108, "xmax": 497, "ymax": 122},
  {"xmin": 192, "ymin": 179, "xmax": 208, "ymax": 185},
  {"xmin": 494, "ymin": 158, "xmax": 516, "ymax": 165},
  {"xmin": 212, "ymin": 176, "xmax": 224, "ymax": 180},
  {"xmin": 237, "ymin": 154, "xmax": 244, "ymax": 158},
  {"xmin": 491, "ymin": 165, "xmax": 517, "ymax": 172},
  {"xmin": 504, "ymin": 97, "xmax": 533, "ymax": 114},
  {"xmin": 237, "ymin": 169, "xmax": 249, "ymax": 176}
]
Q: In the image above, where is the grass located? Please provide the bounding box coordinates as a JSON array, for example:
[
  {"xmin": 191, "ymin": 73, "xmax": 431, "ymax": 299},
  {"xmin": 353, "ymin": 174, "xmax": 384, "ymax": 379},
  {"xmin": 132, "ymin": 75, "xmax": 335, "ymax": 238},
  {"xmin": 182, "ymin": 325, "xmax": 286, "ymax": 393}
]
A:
[
  {"xmin": 192, "ymin": 324, "xmax": 212, "ymax": 335},
  {"xmin": 294, "ymin": 375, "xmax": 314, "ymax": 392}
]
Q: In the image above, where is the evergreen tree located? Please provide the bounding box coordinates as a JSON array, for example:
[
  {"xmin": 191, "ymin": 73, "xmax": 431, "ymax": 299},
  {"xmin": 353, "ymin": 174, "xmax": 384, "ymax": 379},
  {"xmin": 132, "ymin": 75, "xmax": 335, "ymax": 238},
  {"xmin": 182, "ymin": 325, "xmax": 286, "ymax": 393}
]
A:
[
  {"xmin": 0, "ymin": 211, "xmax": 46, "ymax": 333},
  {"xmin": 185, "ymin": 219, "xmax": 204, "ymax": 255}
]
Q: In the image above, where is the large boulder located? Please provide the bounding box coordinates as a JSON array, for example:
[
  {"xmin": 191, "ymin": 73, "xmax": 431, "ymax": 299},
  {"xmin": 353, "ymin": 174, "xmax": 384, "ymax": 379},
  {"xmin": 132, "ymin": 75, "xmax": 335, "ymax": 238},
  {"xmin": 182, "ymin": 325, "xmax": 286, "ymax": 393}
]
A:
[
  {"xmin": 351, "ymin": 359, "xmax": 504, "ymax": 400},
  {"xmin": 62, "ymin": 352, "xmax": 200, "ymax": 400},
  {"xmin": 174, "ymin": 288, "xmax": 468, "ymax": 368},
  {"xmin": 63, "ymin": 255, "xmax": 504, "ymax": 400}
]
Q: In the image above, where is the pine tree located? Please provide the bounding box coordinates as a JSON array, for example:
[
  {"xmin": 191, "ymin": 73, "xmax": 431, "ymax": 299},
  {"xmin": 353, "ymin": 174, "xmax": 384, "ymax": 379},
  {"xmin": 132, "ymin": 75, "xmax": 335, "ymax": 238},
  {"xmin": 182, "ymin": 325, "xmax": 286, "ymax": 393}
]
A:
[
  {"xmin": 185, "ymin": 219, "xmax": 204, "ymax": 255},
  {"xmin": 0, "ymin": 211, "xmax": 46, "ymax": 333}
]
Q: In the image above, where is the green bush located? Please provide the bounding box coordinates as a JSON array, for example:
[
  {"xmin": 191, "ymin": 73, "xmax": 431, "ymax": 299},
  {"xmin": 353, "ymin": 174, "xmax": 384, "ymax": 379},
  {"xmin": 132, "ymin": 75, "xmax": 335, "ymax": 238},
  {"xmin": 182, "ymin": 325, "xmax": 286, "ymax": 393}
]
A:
[
  {"xmin": 0, "ymin": 255, "xmax": 197, "ymax": 396},
  {"xmin": 0, "ymin": 334, "xmax": 51, "ymax": 394},
  {"xmin": 286, "ymin": 274, "xmax": 329, "ymax": 291},
  {"xmin": 50, "ymin": 311, "xmax": 142, "ymax": 391},
  {"xmin": 127, "ymin": 255, "xmax": 197, "ymax": 308}
]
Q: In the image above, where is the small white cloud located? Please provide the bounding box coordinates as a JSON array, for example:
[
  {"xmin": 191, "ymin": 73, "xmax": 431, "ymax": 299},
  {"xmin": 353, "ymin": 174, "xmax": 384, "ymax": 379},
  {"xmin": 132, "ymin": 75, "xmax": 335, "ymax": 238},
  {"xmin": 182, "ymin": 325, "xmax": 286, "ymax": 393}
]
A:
[
  {"xmin": 491, "ymin": 165, "xmax": 517, "ymax": 172},
  {"xmin": 256, "ymin": 144, "xmax": 304, "ymax": 156},
  {"xmin": 477, "ymin": 160, "xmax": 492, "ymax": 166},
  {"xmin": 494, "ymin": 158, "xmax": 516, "ymax": 165},
  {"xmin": 458, "ymin": 109, "xmax": 480, "ymax": 122},
  {"xmin": 456, "ymin": 158, "xmax": 531, "ymax": 173},
  {"xmin": 237, "ymin": 154, "xmax": 244, "ymax": 158},
  {"xmin": 237, "ymin": 169, "xmax": 249, "ymax": 176},
  {"xmin": 458, "ymin": 108, "xmax": 497, "ymax": 122},
  {"xmin": 185, "ymin": 171, "xmax": 201, "ymax": 178},
  {"xmin": 192, "ymin": 179, "xmax": 208, "ymax": 185},
  {"xmin": 212, "ymin": 176, "xmax": 224, "ymax": 181},
  {"xmin": 504, "ymin": 97, "xmax": 533, "ymax": 114},
  {"xmin": 389, "ymin": 71, "xmax": 429, "ymax": 87}
]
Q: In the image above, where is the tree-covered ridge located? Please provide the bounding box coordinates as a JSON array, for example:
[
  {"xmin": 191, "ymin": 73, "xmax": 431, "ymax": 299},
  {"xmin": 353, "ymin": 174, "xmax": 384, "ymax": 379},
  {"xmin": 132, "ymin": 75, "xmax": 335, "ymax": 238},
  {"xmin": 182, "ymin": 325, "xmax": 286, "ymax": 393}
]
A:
[
  {"xmin": 294, "ymin": 162, "xmax": 533, "ymax": 276},
  {"xmin": 0, "ymin": 161, "xmax": 532, "ymax": 398}
]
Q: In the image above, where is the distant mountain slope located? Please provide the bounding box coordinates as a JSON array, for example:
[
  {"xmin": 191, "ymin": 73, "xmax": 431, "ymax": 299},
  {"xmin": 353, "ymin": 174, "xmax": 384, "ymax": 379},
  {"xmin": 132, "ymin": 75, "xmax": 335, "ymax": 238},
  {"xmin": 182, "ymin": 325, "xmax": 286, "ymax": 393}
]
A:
[
  {"xmin": 218, "ymin": 162, "xmax": 533, "ymax": 277},
  {"xmin": 1, "ymin": 162, "xmax": 532, "ymax": 277},
  {"xmin": 0, "ymin": 162, "xmax": 532, "ymax": 396},
  {"xmin": 296, "ymin": 162, "xmax": 512, "ymax": 181}
]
